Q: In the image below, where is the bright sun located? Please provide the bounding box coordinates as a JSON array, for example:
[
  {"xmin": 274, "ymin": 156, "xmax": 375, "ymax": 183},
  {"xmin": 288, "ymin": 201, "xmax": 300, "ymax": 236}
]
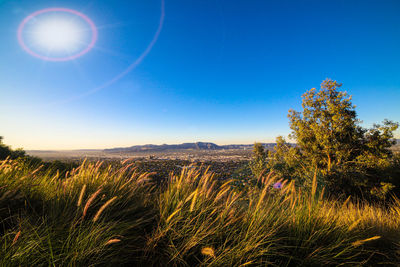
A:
[
  {"xmin": 18, "ymin": 8, "xmax": 98, "ymax": 61},
  {"xmin": 33, "ymin": 19, "xmax": 83, "ymax": 52}
]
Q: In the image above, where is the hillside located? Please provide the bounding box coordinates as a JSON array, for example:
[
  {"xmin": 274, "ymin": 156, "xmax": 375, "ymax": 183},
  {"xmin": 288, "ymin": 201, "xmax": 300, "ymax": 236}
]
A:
[{"xmin": 1, "ymin": 159, "xmax": 399, "ymax": 265}]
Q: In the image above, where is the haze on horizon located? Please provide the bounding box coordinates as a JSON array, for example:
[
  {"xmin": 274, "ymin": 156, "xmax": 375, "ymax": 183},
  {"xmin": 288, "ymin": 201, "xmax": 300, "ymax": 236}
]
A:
[{"xmin": 1, "ymin": 0, "xmax": 399, "ymax": 150}]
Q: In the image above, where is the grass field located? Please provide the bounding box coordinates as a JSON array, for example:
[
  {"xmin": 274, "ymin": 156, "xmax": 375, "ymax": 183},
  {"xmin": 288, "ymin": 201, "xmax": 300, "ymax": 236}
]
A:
[{"xmin": 1, "ymin": 158, "xmax": 399, "ymax": 266}]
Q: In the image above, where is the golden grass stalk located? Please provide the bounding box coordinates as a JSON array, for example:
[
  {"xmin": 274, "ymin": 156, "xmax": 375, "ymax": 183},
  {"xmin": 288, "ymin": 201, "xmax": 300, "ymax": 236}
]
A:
[
  {"xmin": 311, "ymin": 167, "xmax": 318, "ymax": 199},
  {"xmin": 343, "ymin": 196, "xmax": 351, "ymax": 207},
  {"xmin": 214, "ymin": 187, "xmax": 230, "ymax": 203},
  {"xmin": 319, "ymin": 187, "xmax": 325, "ymax": 201},
  {"xmin": 82, "ymin": 187, "xmax": 102, "ymax": 219},
  {"xmin": 240, "ymin": 261, "xmax": 255, "ymax": 266},
  {"xmin": 137, "ymin": 172, "xmax": 152, "ymax": 185},
  {"xmin": 206, "ymin": 180, "xmax": 216, "ymax": 198},
  {"xmin": 166, "ymin": 208, "xmax": 182, "ymax": 223},
  {"xmin": 78, "ymin": 159, "xmax": 87, "ymax": 174},
  {"xmin": 93, "ymin": 196, "xmax": 117, "ymax": 222},
  {"xmin": 348, "ymin": 218, "xmax": 362, "ymax": 231},
  {"xmin": 352, "ymin": 236, "xmax": 381, "ymax": 247},
  {"xmin": 184, "ymin": 190, "xmax": 197, "ymax": 203},
  {"xmin": 225, "ymin": 191, "xmax": 241, "ymax": 210},
  {"xmin": 105, "ymin": 239, "xmax": 121, "ymax": 245},
  {"xmin": 189, "ymin": 189, "xmax": 198, "ymax": 212},
  {"xmin": 12, "ymin": 230, "xmax": 21, "ymax": 246},
  {"xmin": 201, "ymin": 247, "xmax": 215, "ymax": 258},
  {"xmin": 220, "ymin": 180, "xmax": 232, "ymax": 189},
  {"xmin": 201, "ymin": 172, "xmax": 212, "ymax": 193},
  {"xmin": 0, "ymin": 158, "xmax": 10, "ymax": 167},
  {"xmin": 62, "ymin": 181, "xmax": 68, "ymax": 196},
  {"xmin": 261, "ymin": 170, "xmax": 274, "ymax": 185},
  {"xmin": 94, "ymin": 161, "xmax": 104, "ymax": 172},
  {"xmin": 31, "ymin": 165, "xmax": 43, "ymax": 175},
  {"xmin": 121, "ymin": 157, "xmax": 132, "ymax": 165},
  {"xmin": 255, "ymin": 186, "xmax": 268, "ymax": 212},
  {"xmin": 77, "ymin": 184, "xmax": 86, "ymax": 207}
]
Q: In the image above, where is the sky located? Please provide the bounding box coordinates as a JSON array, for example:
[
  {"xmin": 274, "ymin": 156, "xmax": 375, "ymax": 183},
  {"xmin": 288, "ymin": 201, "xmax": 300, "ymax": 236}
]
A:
[{"xmin": 0, "ymin": 0, "xmax": 399, "ymax": 150}]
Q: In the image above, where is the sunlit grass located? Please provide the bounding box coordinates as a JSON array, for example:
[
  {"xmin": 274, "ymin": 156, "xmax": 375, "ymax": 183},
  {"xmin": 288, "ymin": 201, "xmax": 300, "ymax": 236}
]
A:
[{"xmin": 1, "ymin": 158, "xmax": 399, "ymax": 265}]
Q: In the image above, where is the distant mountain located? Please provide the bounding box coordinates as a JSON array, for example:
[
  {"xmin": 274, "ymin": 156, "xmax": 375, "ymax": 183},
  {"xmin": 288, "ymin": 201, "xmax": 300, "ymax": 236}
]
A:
[{"xmin": 103, "ymin": 142, "xmax": 279, "ymax": 153}]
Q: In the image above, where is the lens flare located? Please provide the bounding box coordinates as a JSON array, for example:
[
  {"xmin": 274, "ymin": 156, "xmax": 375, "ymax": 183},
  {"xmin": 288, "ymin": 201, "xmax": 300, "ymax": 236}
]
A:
[
  {"xmin": 61, "ymin": 0, "xmax": 165, "ymax": 102},
  {"xmin": 33, "ymin": 19, "xmax": 82, "ymax": 51},
  {"xmin": 15, "ymin": 1, "xmax": 164, "ymax": 106},
  {"xmin": 18, "ymin": 8, "xmax": 98, "ymax": 62}
]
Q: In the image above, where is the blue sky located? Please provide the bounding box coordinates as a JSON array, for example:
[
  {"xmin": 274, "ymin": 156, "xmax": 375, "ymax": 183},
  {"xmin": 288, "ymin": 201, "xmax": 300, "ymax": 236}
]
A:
[{"xmin": 0, "ymin": 0, "xmax": 399, "ymax": 149}]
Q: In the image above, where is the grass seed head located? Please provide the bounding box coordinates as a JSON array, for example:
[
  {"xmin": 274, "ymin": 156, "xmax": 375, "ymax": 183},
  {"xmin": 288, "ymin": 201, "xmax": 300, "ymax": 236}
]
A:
[
  {"xmin": 83, "ymin": 187, "xmax": 102, "ymax": 219},
  {"xmin": 201, "ymin": 247, "xmax": 215, "ymax": 258},
  {"xmin": 93, "ymin": 196, "xmax": 117, "ymax": 222},
  {"xmin": 12, "ymin": 230, "xmax": 21, "ymax": 246},
  {"xmin": 352, "ymin": 236, "xmax": 381, "ymax": 247},
  {"xmin": 105, "ymin": 239, "xmax": 121, "ymax": 245},
  {"xmin": 77, "ymin": 184, "xmax": 86, "ymax": 207}
]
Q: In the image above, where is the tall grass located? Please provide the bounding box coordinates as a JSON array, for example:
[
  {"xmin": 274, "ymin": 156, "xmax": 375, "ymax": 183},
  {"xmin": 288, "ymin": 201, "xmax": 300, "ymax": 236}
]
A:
[{"xmin": 1, "ymin": 158, "xmax": 399, "ymax": 266}]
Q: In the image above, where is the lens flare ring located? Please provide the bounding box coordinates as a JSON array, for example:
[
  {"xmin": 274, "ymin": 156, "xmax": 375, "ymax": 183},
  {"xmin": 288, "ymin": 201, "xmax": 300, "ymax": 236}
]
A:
[
  {"xmin": 77, "ymin": 0, "xmax": 165, "ymax": 100},
  {"xmin": 17, "ymin": 7, "xmax": 98, "ymax": 62},
  {"xmin": 15, "ymin": 0, "xmax": 164, "ymax": 106}
]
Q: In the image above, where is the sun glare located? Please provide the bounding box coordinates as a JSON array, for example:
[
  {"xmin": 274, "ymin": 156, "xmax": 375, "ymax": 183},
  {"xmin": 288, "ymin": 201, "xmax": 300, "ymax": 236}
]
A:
[
  {"xmin": 18, "ymin": 8, "xmax": 97, "ymax": 61},
  {"xmin": 33, "ymin": 19, "xmax": 83, "ymax": 52}
]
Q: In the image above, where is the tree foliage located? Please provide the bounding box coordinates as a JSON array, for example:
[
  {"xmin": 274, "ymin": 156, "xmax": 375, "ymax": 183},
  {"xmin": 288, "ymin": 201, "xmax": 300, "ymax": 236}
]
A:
[
  {"xmin": 269, "ymin": 79, "xmax": 399, "ymax": 198},
  {"xmin": 249, "ymin": 142, "xmax": 267, "ymax": 178},
  {"xmin": 0, "ymin": 136, "xmax": 26, "ymax": 160},
  {"xmin": 287, "ymin": 80, "xmax": 367, "ymax": 174}
]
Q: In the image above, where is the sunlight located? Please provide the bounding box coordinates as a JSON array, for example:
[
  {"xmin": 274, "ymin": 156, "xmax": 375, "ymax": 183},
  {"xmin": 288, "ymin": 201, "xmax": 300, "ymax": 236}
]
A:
[
  {"xmin": 18, "ymin": 8, "xmax": 97, "ymax": 61},
  {"xmin": 33, "ymin": 18, "xmax": 83, "ymax": 52}
]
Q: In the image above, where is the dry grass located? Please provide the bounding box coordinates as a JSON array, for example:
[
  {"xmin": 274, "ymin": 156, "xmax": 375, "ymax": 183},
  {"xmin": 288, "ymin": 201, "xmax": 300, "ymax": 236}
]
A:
[{"xmin": 0, "ymin": 158, "xmax": 399, "ymax": 266}]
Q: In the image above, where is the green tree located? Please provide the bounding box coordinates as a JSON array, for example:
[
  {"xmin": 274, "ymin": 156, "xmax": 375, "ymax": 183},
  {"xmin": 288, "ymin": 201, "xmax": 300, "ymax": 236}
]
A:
[
  {"xmin": 249, "ymin": 142, "xmax": 267, "ymax": 178},
  {"xmin": 270, "ymin": 79, "xmax": 399, "ymax": 197},
  {"xmin": 287, "ymin": 79, "xmax": 366, "ymax": 174},
  {"xmin": 359, "ymin": 119, "xmax": 399, "ymax": 161},
  {"xmin": 267, "ymin": 136, "xmax": 304, "ymax": 181},
  {"xmin": 0, "ymin": 136, "xmax": 27, "ymax": 160},
  {"xmin": 0, "ymin": 136, "xmax": 13, "ymax": 159}
]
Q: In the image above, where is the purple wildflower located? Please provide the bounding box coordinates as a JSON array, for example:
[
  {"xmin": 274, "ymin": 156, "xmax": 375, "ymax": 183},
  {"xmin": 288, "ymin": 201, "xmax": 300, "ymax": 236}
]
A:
[{"xmin": 273, "ymin": 182, "xmax": 282, "ymax": 189}]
